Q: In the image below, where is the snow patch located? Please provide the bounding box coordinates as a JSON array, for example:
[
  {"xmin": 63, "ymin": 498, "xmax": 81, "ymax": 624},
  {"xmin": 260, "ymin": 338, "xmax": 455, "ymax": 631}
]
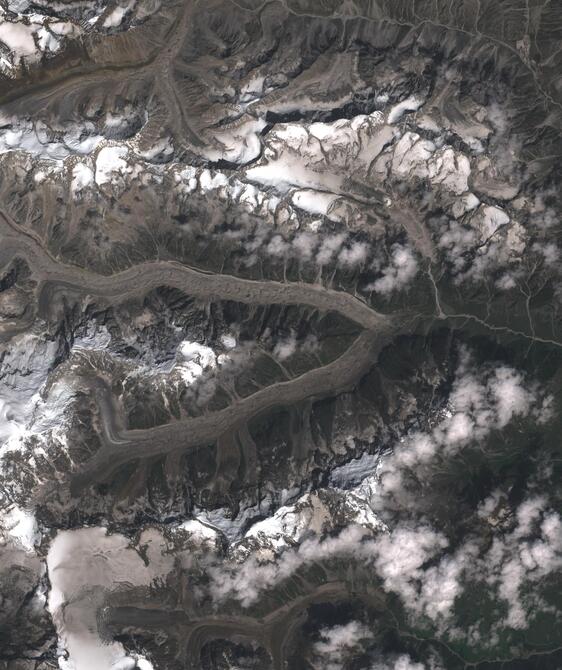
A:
[
  {"xmin": 387, "ymin": 96, "xmax": 423, "ymax": 124},
  {"xmin": 71, "ymin": 162, "xmax": 94, "ymax": 192},
  {"xmin": 2, "ymin": 506, "xmax": 40, "ymax": 551},
  {"xmin": 95, "ymin": 146, "xmax": 130, "ymax": 185},
  {"xmin": 47, "ymin": 527, "xmax": 173, "ymax": 670}
]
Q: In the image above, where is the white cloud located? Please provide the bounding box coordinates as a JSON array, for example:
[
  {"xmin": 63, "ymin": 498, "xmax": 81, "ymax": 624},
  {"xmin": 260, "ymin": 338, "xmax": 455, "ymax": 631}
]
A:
[
  {"xmin": 374, "ymin": 350, "xmax": 546, "ymax": 513},
  {"xmin": 530, "ymin": 239, "xmax": 560, "ymax": 268},
  {"xmin": 266, "ymin": 234, "xmax": 291, "ymax": 257},
  {"xmin": 371, "ymin": 654, "xmax": 426, "ymax": 670},
  {"xmin": 273, "ymin": 332, "xmax": 297, "ymax": 361},
  {"xmin": 368, "ymin": 244, "xmax": 418, "ymax": 295},
  {"xmin": 481, "ymin": 495, "xmax": 562, "ymax": 629},
  {"xmin": 208, "ymin": 525, "xmax": 370, "ymax": 606},
  {"xmin": 436, "ymin": 203, "xmax": 528, "ymax": 284},
  {"xmin": 316, "ymin": 233, "xmax": 348, "ymax": 266},
  {"xmin": 418, "ymin": 546, "xmax": 478, "ymax": 622},
  {"xmin": 338, "ymin": 241, "xmax": 370, "ymax": 268},
  {"xmin": 202, "ymin": 346, "xmax": 553, "ymax": 632},
  {"xmin": 371, "ymin": 525, "xmax": 450, "ymax": 616},
  {"xmin": 312, "ymin": 621, "xmax": 371, "ymax": 670},
  {"xmin": 292, "ymin": 232, "xmax": 319, "ymax": 261}
]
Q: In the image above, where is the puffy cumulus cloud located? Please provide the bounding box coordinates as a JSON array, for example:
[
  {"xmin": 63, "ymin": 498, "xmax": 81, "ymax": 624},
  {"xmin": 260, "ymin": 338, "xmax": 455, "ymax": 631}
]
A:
[
  {"xmin": 435, "ymin": 203, "xmax": 535, "ymax": 285},
  {"xmin": 211, "ymin": 212, "xmax": 368, "ymax": 272},
  {"xmin": 202, "ymin": 348, "xmax": 554, "ymax": 631},
  {"xmin": 117, "ymin": 337, "xmax": 226, "ymax": 412},
  {"xmin": 436, "ymin": 217, "xmax": 478, "ymax": 274},
  {"xmin": 480, "ymin": 494, "xmax": 562, "ymax": 630},
  {"xmin": 45, "ymin": 494, "xmax": 561, "ymax": 666},
  {"xmin": 26, "ymin": 335, "xmax": 551, "ymax": 639},
  {"xmin": 177, "ymin": 340, "xmax": 217, "ymax": 374},
  {"xmin": 370, "ymin": 654, "xmax": 427, "ymax": 670},
  {"xmin": 320, "ymin": 353, "xmax": 554, "ymax": 631},
  {"xmin": 533, "ymin": 241, "xmax": 560, "ymax": 266},
  {"xmin": 207, "ymin": 507, "xmax": 462, "ymax": 627},
  {"xmin": 259, "ymin": 328, "xmax": 319, "ymax": 364},
  {"xmin": 440, "ymin": 356, "xmax": 536, "ymax": 437},
  {"xmin": 266, "ymin": 231, "xmax": 370, "ymax": 271},
  {"xmin": 317, "ymin": 232, "xmax": 348, "ymax": 266},
  {"xmin": 368, "ymin": 495, "xmax": 561, "ymax": 634},
  {"xmin": 72, "ymin": 332, "xmax": 550, "ymax": 639},
  {"xmin": 417, "ymin": 545, "xmax": 479, "ymax": 623},
  {"xmin": 208, "ymin": 525, "xmax": 371, "ymax": 607},
  {"xmin": 369, "ymin": 525, "xmax": 480, "ymax": 628},
  {"xmin": 288, "ymin": 232, "xmax": 373, "ymax": 270},
  {"xmin": 367, "ymin": 244, "xmax": 418, "ymax": 295},
  {"xmin": 372, "ymin": 524, "xmax": 447, "ymax": 601},
  {"xmin": 312, "ymin": 621, "xmax": 371, "ymax": 670},
  {"xmin": 419, "ymin": 492, "xmax": 562, "ymax": 637},
  {"xmin": 485, "ymin": 366, "xmax": 537, "ymax": 428},
  {"xmin": 338, "ymin": 241, "xmax": 370, "ymax": 269},
  {"xmin": 448, "ymin": 349, "xmax": 551, "ymax": 428},
  {"xmin": 266, "ymin": 234, "xmax": 291, "ymax": 258},
  {"xmin": 292, "ymin": 231, "xmax": 319, "ymax": 261},
  {"xmin": 273, "ymin": 331, "xmax": 298, "ymax": 361},
  {"xmin": 373, "ymin": 348, "xmax": 550, "ymax": 513}
]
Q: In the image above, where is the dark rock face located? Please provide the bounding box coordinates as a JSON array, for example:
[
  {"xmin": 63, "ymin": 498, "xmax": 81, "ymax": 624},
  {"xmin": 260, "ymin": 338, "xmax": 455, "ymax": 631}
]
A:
[{"xmin": 0, "ymin": 1, "xmax": 561, "ymax": 669}]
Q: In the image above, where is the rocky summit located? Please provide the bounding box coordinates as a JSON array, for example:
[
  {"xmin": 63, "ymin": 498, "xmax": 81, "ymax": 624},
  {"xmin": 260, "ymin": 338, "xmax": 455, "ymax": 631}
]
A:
[{"xmin": 0, "ymin": 1, "xmax": 561, "ymax": 669}]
